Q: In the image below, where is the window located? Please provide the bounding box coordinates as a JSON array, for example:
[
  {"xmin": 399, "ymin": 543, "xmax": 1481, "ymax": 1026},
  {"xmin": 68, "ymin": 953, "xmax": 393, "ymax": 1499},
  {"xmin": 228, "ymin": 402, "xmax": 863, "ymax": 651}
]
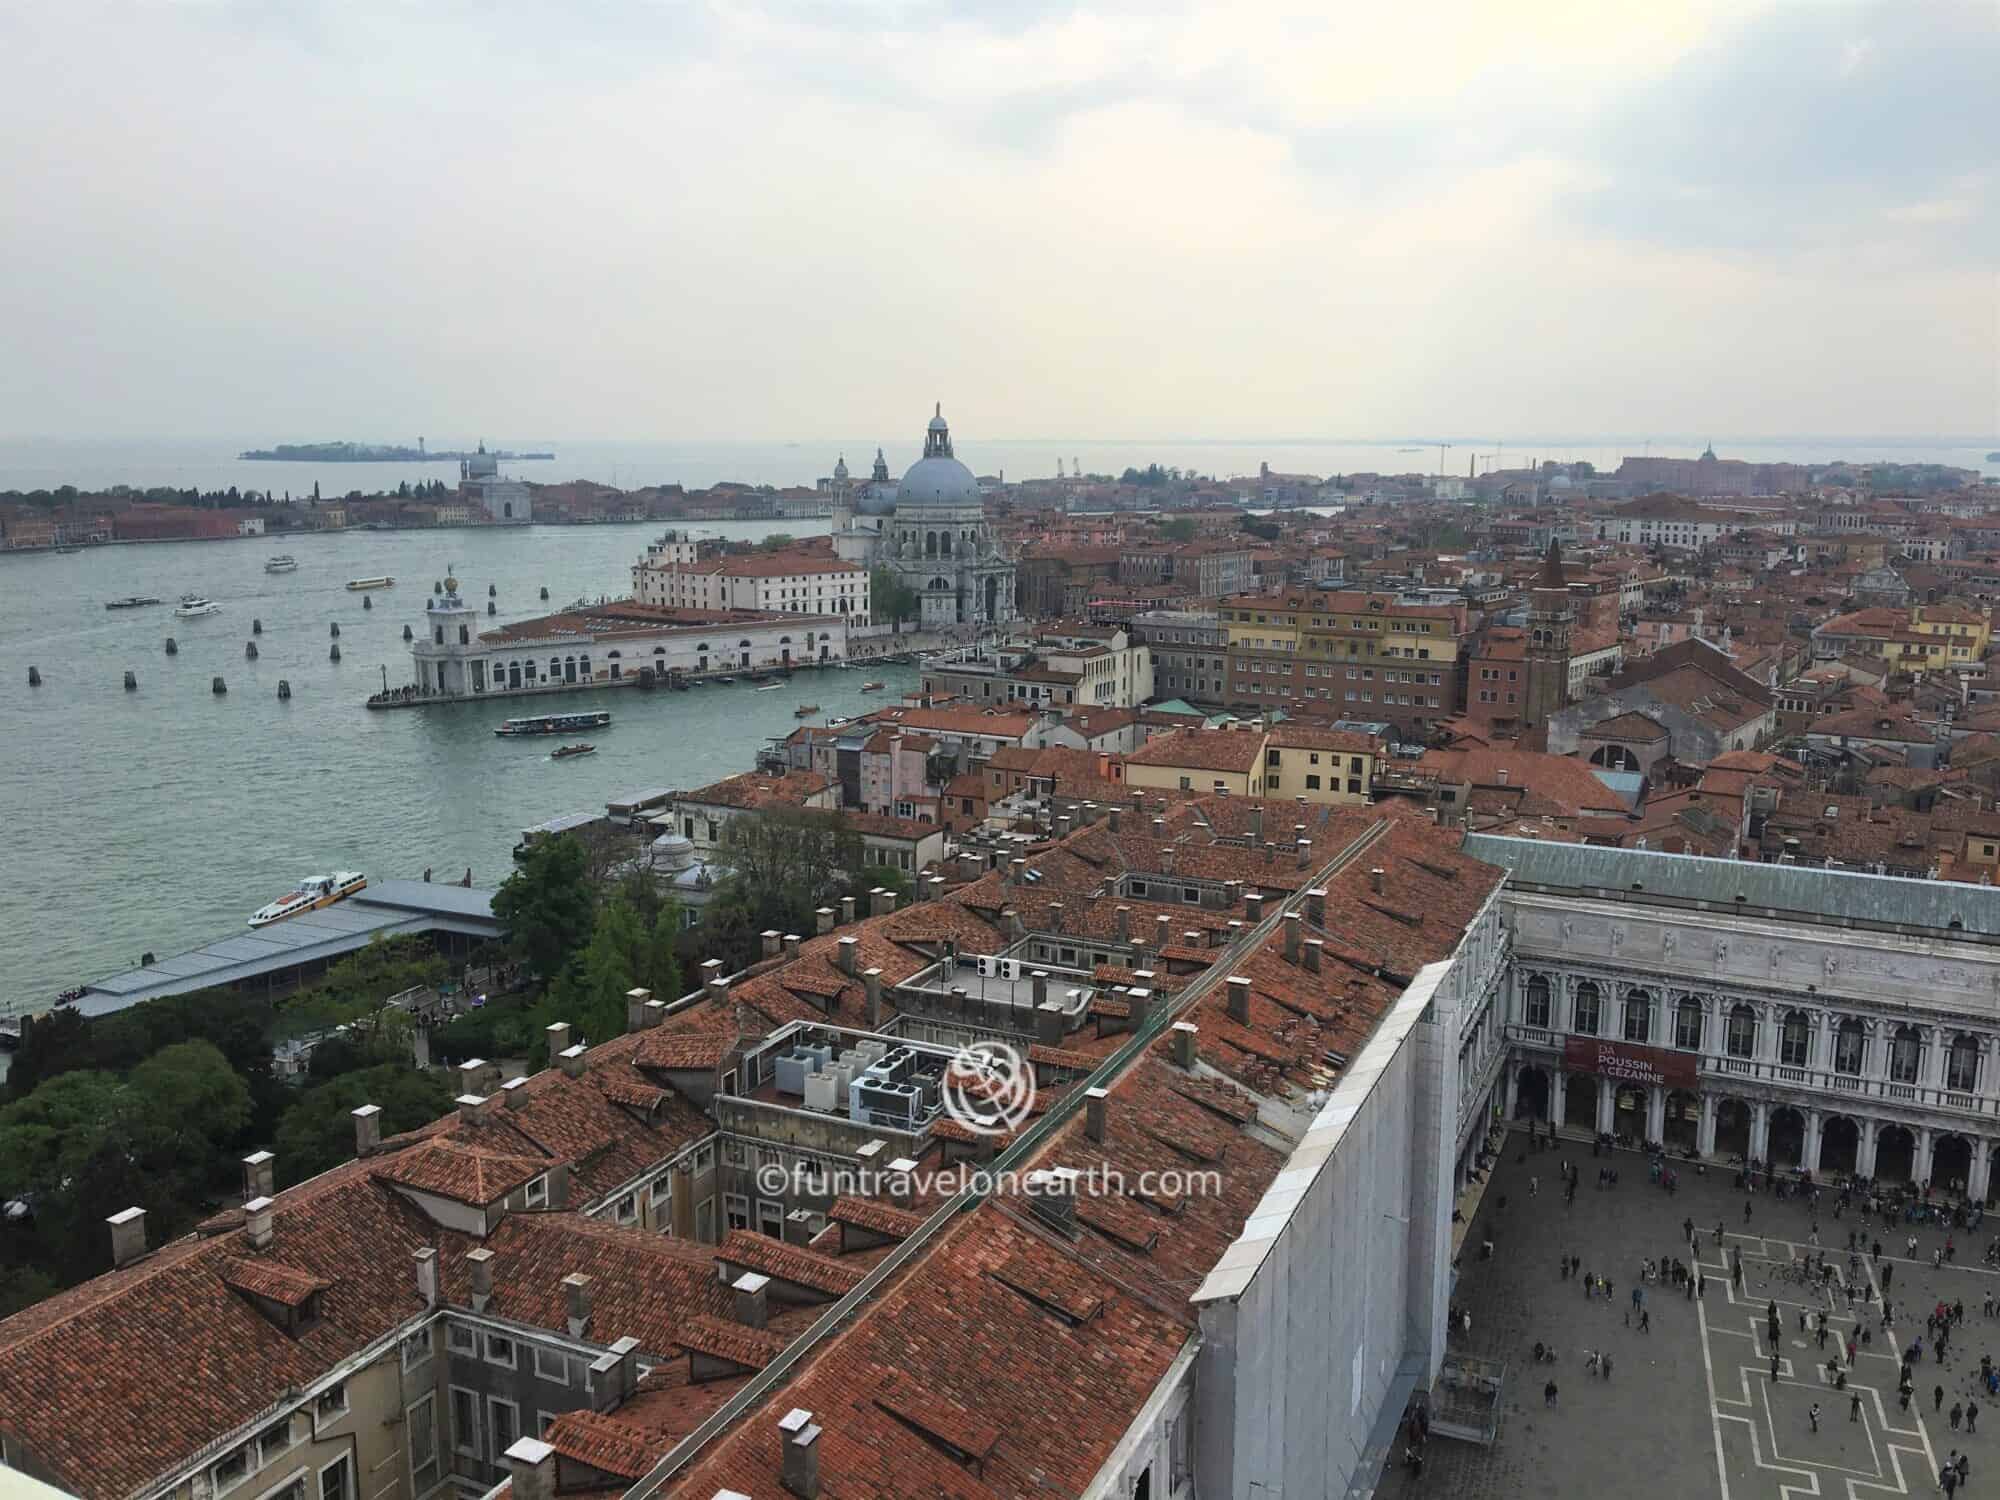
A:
[
  {"xmin": 484, "ymin": 1332, "xmax": 517, "ymax": 1369},
  {"xmin": 1674, "ymin": 997, "xmax": 1703, "ymax": 1051},
  {"xmin": 451, "ymin": 1387, "xmax": 481, "ymax": 1456},
  {"xmin": 1889, "ymin": 1025, "xmax": 1921, "ymax": 1084},
  {"xmin": 407, "ymin": 1394, "xmax": 439, "ymax": 1490},
  {"xmin": 696, "ymin": 1197, "xmax": 716, "ymax": 1241},
  {"xmin": 1524, "ymin": 975, "xmax": 1551, "ymax": 1028},
  {"xmin": 1620, "ymin": 990, "xmax": 1651, "ymax": 1043},
  {"xmin": 315, "ymin": 1382, "xmax": 349, "ymax": 1421},
  {"xmin": 1182, "ymin": 886, "xmax": 1200, "ymax": 904},
  {"xmin": 1571, "ymin": 981, "xmax": 1600, "ymax": 1037},
  {"xmin": 318, "ymin": 1456, "xmax": 352, "ymax": 1500},
  {"xmin": 615, "ymin": 1193, "xmax": 640, "ymax": 1226},
  {"xmin": 259, "ymin": 1416, "xmax": 298, "ymax": 1465},
  {"xmin": 448, "ymin": 1322, "xmax": 476, "ymax": 1355},
  {"xmin": 534, "ymin": 1345, "xmax": 571, "ymax": 1385},
  {"xmin": 1948, "ymin": 1033, "xmax": 1979, "ymax": 1092},
  {"xmin": 487, "ymin": 1397, "xmax": 519, "ymax": 1462},
  {"xmin": 1726, "ymin": 1004, "xmax": 1757, "ymax": 1060},
  {"xmin": 524, "ymin": 1174, "xmax": 549, "ymax": 1209},
  {"xmin": 1779, "ymin": 1011, "xmax": 1811, "ymax": 1068},
  {"xmin": 212, "ymin": 1447, "xmax": 250, "ymax": 1494},
  {"xmin": 725, "ymin": 1193, "xmax": 750, "ymax": 1231},
  {"xmin": 402, "ymin": 1330, "xmax": 433, "ymax": 1370},
  {"xmin": 1306, "ymin": 774, "xmax": 1321, "ymax": 790}
]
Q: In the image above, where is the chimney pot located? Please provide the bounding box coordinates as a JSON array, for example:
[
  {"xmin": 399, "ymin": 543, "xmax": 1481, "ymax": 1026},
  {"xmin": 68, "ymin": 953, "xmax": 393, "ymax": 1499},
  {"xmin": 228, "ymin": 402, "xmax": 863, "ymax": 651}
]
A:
[
  {"xmin": 413, "ymin": 1245, "xmax": 439, "ymax": 1307},
  {"xmin": 734, "ymin": 1270, "xmax": 771, "ymax": 1329},
  {"xmin": 779, "ymin": 1408, "xmax": 822, "ymax": 1500},
  {"xmin": 1226, "ymin": 975, "xmax": 1251, "ymax": 1023},
  {"xmin": 864, "ymin": 966, "xmax": 885, "ymax": 1028},
  {"xmin": 1306, "ymin": 886, "xmax": 1327, "ymax": 926},
  {"xmin": 243, "ymin": 1195, "xmax": 275, "ymax": 1250},
  {"xmin": 1171, "ymin": 1021, "xmax": 1199, "ymax": 1069},
  {"xmin": 241, "ymin": 1149, "xmax": 276, "ymax": 1202},
  {"xmin": 465, "ymin": 1247, "xmax": 495, "ymax": 1312},
  {"xmin": 625, "ymin": 987, "xmax": 657, "ymax": 1032},
  {"xmin": 504, "ymin": 1438, "xmax": 557, "ymax": 1500},
  {"xmin": 761, "ymin": 929, "xmax": 782, "ymax": 959},
  {"xmin": 351, "ymin": 1103, "xmax": 383, "ymax": 1155},
  {"xmin": 1283, "ymin": 911, "xmax": 1302, "ymax": 961},
  {"xmin": 543, "ymin": 1021, "xmax": 572, "ymax": 1059},
  {"xmin": 558, "ymin": 1043, "xmax": 588, "ymax": 1078},
  {"xmin": 815, "ymin": 906, "xmax": 836, "ymax": 935},
  {"xmin": 1084, "ymin": 1086, "xmax": 1109, "ymax": 1142},
  {"xmin": 1369, "ymin": 867, "xmax": 1385, "ymax": 895},
  {"xmin": 1115, "ymin": 904, "xmax": 1131, "ymax": 942},
  {"xmin": 840, "ymin": 895, "xmax": 857, "ymax": 925},
  {"xmin": 784, "ymin": 932, "xmax": 802, "ymax": 958},
  {"xmin": 1304, "ymin": 937, "xmax": 1324, "ymax": 974},
  {"xmin": 837, "ymin": 936, "xmax": 859, "ymax": 975},
  {"xmin": 562, "ymin": 1271, "xmax": 593, "ymax": 1337}
]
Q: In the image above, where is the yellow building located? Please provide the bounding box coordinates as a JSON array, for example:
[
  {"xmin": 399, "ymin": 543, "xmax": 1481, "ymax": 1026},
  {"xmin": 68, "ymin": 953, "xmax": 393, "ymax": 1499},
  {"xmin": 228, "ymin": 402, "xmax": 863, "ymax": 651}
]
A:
[
  {"xmin": 1222, "ymin": 591, "xmax": 1467, "ymax": 735},
  {"xmin": 1259, "ymin": 723, "xmax": 1385, "ymax": 804},
  {"xmin": 1123, "ymin": 725, "xmax": 1265, "ymax": 796},
  {"xmin": 1907, "ymin": 603, "xmax": 1991, "ymax": 665}
]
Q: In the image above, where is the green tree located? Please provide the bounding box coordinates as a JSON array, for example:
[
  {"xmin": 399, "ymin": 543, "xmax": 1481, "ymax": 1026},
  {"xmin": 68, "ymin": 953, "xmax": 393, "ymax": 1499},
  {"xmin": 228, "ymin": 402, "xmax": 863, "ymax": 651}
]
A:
[
  {"xmin": 719, "ymin": 808, "xmax": 863, "ymax": 934},
  {"xmin": 273, "ymin": 1063, "xmax": 455, "ymax": 1188},
  {"xmin": 493, "ymin": 834, "xmax": 597, "ymax": 980},
  {"xmin": 127, "ymin": 1040, "xmax": 253, "ymax": 1167},
  {"xmin": 1160, "ymin": 516, "xmax": 1197, "ymax": 542},
  {"xmin": 869, "ymin": 566, "xmax": 920, "ymax": 633},
  {"xmin": 756, "ymin": 532, "xmax": 797, "ymax": 552}
]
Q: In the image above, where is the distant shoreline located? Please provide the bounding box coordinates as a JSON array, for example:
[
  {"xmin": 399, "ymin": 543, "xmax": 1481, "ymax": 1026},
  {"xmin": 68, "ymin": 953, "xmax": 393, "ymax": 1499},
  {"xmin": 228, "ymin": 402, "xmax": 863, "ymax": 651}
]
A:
[
  {"xmin": 238, "ymin": 445, "xmax": 555, "ymax": 462},
  {"xmin": 0, "ymin": 515, "xmax": 810, "ymax": 558}
]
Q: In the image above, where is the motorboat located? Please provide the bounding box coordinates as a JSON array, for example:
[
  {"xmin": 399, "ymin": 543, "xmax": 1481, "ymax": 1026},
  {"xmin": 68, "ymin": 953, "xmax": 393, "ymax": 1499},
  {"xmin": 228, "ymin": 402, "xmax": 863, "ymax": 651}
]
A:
[
  {"xmin": 346, "ymin": 576, "xmax": 395, "ymax": 591},
  {"xmin": 174, "ymin": 594, "xmax": 223, "ymax": 618},
  {"xmin": 550, "ymin": 743, "xmax": 596, "ymax": 759},
  {"xmin": 756, "ymin": 682, "xmax": 782, "ymax": 692},
  {"xmin": 794, "ymin": 703, "xmax": 820, "ymax": 717},
  {"xmin": 861, "ymin": 681, "xmax": 885, "ymax": 692},
  {"xmin": 249, "ymin": 871, "xmax": 367, "ymax": 928},
  {"xmin": 265, "ymin": 555, "xmax": 298, "ymax": 573},
  {"xmin": 495, "ymin": 711, "xmax": 613, "ymax": 737},
  {"xmin": 104, "ymin": 596, "xmax": 162, "ymax": 610}
]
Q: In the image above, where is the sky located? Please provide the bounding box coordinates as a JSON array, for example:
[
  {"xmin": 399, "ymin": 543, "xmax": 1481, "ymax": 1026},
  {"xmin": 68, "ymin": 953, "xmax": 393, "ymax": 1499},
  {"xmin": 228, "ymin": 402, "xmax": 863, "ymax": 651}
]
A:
[{"xmin": 0, "ymin": 0, "xmax": 1993, "ymax": 443}]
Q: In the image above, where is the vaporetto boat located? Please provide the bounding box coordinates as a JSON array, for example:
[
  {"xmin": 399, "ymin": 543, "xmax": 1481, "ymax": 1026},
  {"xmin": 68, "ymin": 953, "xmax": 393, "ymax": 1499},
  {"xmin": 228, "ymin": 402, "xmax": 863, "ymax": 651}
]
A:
[{"xmin": 247, "ymin": 871, "xmax": 368, "ymax": 928}]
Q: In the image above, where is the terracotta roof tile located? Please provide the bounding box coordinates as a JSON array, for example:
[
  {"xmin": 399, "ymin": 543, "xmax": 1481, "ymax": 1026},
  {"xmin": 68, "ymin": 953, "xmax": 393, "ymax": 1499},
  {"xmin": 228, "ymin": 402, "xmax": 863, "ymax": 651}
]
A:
[
  {"xmin": 716, "ymin": 1230, "xmax": 866, "ymax": 1297},
  {"xmin": 218, "ymin": 1256, "xmax": 332, "ymax": 1309}
]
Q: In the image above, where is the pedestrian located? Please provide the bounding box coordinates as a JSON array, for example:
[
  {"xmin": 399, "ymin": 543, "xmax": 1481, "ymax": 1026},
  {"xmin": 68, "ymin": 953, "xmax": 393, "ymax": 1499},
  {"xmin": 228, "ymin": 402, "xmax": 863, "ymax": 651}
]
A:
[
  {"xmin": 1602, "ymin": 1352, "xmax": 1613, "ymax": 1381},
  {"xmin": 1809, "ymin": 1402, "xmax": 1821, "ymax": 1433},
  {"xmin": 1939, "ymin": 1385, "xmax": 1948, "ymax": 1413},
  {"xmin": 1544, "ymin": 1379, "xmax": 1557, "ymax": 1407},
  {"xmin": 1851, "ymin": 1391, "xmax": 1863, "ymax": 1422},
  {"xmin": 1716, "ymin": 1220, "xmax": 1725, "ymax": 1245},
  {"xmin": 1746, "ymin": 1200, "xmax": 1754, "ymax": 1224},
  {"xmin": 1530, "ymin": 1175, "xmax": 1539, "ymax": 1197},
  {"xmin": 1640, "ymin": 1308, "xmax": 1651, "ymax": 1334},
  {"xmin": 1772, "ymin": 1352, "xmax": 1782, "ymax": 1382},
  {"xmin": 1953, "ymin": 1401, "xmax": 1964, "ymax": 1431},
  {"xmin": 1970, "ymin": 1400, "xmax": 1980, "ymax": 1433},
  {"xmin": 1885, "ymin": 1264, "xmax": 1895, "ymax": 1291},
  {"xmin": 1959, "ymin": 1452, "xmax": 1971, "ymax": 1486}
]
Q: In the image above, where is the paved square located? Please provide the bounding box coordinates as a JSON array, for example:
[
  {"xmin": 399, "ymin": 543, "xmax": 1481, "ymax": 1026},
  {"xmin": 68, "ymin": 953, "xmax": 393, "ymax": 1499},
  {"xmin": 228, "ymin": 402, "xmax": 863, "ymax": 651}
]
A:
[{"xmin": 1380, "ymin": 1131, "xmax": 2000, "ymax": 1497}]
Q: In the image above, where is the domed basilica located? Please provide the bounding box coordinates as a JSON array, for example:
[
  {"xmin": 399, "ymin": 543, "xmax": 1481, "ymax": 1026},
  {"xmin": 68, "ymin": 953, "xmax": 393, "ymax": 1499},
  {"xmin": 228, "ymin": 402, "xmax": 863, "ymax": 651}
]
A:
[{"xmin": 830, "ymin": 405, "xmax": 1017, "ymax": 630}]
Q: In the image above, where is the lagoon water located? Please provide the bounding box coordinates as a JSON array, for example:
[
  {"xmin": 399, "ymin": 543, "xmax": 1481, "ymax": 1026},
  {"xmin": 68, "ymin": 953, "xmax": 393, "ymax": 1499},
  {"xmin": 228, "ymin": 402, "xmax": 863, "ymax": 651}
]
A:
[{"xmin": 0, "ymin": 519, "xmax": 919, "ymax": 1014}]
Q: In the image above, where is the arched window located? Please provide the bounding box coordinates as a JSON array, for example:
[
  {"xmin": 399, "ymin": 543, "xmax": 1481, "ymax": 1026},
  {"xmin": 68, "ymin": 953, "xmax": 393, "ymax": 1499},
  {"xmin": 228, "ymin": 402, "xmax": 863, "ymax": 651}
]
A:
[
  {"xmin": 1948, "ymin": 1033, "xmax": 1980, "ymax": 1093},
  {"xmin": 1674, "ymin": 996, "xmax": 1703, "ymax": 1050},
  {"xmin": 1524, "ymin": 974, "xmax": 1551, "ymax": 1028},
  {"xmin": 1780, "ymin": 1009, "xmax": 1810, "ymax": 1068},
  {"xmin": 1889, "ymin": 1024, "xmax": 1921, "ymax": 1084},
  {"xmin": 1622, "ymin": 988, "xmax": 1653, "ymax": 1043},
  {"xmin": 1834, "ymin": 1018, "xmax": 1865, "ymax": 1076},
  {"xmin": 548, "ymin": 657, "xmax": 561, "ymax": 679},
  {"xmin": 1571, "ymin": 981, "xmax": 1600, "ymax": 1037},
  {"xmin": 1726, "ymin": 1003, "xmax": 1757, "ymax": 1059}
]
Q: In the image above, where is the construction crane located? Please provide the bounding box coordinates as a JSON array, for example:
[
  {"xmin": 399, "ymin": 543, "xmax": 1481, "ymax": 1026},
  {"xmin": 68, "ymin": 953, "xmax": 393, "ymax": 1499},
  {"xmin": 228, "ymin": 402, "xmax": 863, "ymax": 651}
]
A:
[{"xmin": 1436, "ymin": 442, "xmax": 1453, "ymax": 477}]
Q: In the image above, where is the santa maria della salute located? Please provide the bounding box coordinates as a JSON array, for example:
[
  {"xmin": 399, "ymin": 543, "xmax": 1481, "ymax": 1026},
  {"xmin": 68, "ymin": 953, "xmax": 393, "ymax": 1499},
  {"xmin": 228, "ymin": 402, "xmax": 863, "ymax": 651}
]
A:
[{"xmin": 829, "ymin": 403, "xmax": 1018, "ymax": 629}]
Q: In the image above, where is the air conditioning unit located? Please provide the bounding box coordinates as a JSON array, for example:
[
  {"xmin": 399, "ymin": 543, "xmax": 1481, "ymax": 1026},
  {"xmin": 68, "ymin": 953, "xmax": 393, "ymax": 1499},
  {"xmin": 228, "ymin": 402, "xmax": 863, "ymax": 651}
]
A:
[
  {"xmin": 803, "ymin": 1071, "xmax": 839, "ymax": 1112},
  {"xmin": 1000, "ymin": 958, "xmax": 1022, "ymax": 981},
  {"xmin": 975, "ymin": 955, "xmax": 995, "ymax": 978}
]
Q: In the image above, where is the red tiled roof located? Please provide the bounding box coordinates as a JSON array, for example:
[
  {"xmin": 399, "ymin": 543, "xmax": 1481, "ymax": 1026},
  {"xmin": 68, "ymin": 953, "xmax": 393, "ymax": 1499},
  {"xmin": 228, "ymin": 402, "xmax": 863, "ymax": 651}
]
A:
[
  {"xmin": 219, "ymin": 1256, "xmax": 332, "ymax": 1309},
  {"xmin": 677, "ymin": 1313, "xmax": 788, "ymax": 1370},
  {"xmin": 370, "ymin": 1138, "xmax": 547, "ymax": 1206},
  {"xmin": 827, "ymin": 1196, "xmax": 924, "ymax": 1242},
  {"xmin": 545, "ymin": 1407, "xmax": 661, "ymax": 1479},
  {"xmin": 637, "ymin": 1030, "xmax": 736, "ymax": 1071},
  {"xmin": 716, "ymin": 1230, "xmax": 866, "ymax": 1296}
]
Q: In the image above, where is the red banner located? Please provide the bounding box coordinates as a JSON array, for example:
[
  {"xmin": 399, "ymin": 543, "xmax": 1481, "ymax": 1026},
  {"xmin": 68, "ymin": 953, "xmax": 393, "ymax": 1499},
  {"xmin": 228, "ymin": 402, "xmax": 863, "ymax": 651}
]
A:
[{"xmin": 1562, "ymin": 1036, "xmax": 1698, "ymax": 1090}]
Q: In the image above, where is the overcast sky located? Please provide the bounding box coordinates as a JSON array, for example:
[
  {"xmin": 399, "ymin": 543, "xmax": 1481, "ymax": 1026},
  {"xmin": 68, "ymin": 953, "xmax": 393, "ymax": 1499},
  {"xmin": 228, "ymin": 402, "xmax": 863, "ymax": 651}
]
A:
[{"xmin": 1, "ymin": 1, "xmax": 1992, "ymax": 442}]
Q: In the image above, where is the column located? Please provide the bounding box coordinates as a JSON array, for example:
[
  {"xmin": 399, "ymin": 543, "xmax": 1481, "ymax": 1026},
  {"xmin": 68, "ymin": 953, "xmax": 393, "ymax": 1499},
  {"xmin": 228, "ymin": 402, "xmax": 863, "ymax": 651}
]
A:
[
  {"xmin": 1803, "ymin": 1108, "xmax": 1823, "ymax": 1172},
  {"xmin": 1750, "ymin": 1100, "xmax": 1770, "ymax": 1161},
  {"xmin": 1923, "ymin": 1026, "xmax": 1948, "ymax": 1091},
  {"xmin": 1646, "ymin": 1085, "xmax": 1666, "ymax": 1143},
  {"xmin": 1504, "ymin": 1060, "xmax": 1520, "ymax": 1120},
  {"xmin": 1597, "ymin": 1085, "xmax": 1616, "ymax": 1135},
  {"xmin": 1917, "ymin": 1125, "xmax": 1934, "ymax": 1187},
  {"xmin": 1970, "ymin": 1141, "xmax": 1992, "ymax": 1206},
  {"xmin": 1858, "ymin": 1118, "xmax": 1879, "ymax": 1178},
  {"xmin": 1814, "ymin": 1011, "xmax": 1835, "ymax": 1074},
  {"xmin": 1552, "ymin": 1071, "xmax": 1569, "ymax": 1128},
  {"xmin": 1758, "ymin": 1003, "xmax": 1781, "ymax": 1066},
  {"xmin": 1697, "ymin": 1093, "xmax": 1718, "ymax": 1156}
]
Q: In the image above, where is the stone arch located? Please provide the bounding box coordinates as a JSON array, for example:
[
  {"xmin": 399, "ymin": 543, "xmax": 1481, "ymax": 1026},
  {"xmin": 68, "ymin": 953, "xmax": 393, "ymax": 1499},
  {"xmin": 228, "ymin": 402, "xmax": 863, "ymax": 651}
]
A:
[
  {"xmin": 1875, "ymin": 1123, "xmax": 1917, "ymax": 1185},
  {"xmin": 1933, "ymin": 1134, "xmax": 1973, "ymax": 1195},
  {"xmin": 1714, "ymin": 1097, "xmax": 1753, "ymax": 1158},
  {"xmin": 1768, "ymin": 1105, "xmax": 1806, "ymax": 1168},
  {"xmin": 1613, "ymin": 1083, "xmax": 1647, "ymax": 1137},
  {"xmin": 1563, "ymin": 1072, "xmax": 1598, "ymax": 1133},
  {"xmin": 1663, "ymin": 1089, "xmax": 1699, "ymax": 1151},
  {"xmin": 1820, "ymin": 1115, "xmax": 1860, "ymax": 1175},
  {"xmin": 1515, "ymin": 1065, "xmax": 1551, "ymax": 1121},
  {"xmin": 1589, "ymin": 743, "xmax": 1640, "ymax": 772},
  {"xmin": 926, "ymin": 531, "xmax": 939, "ymax": 557}
]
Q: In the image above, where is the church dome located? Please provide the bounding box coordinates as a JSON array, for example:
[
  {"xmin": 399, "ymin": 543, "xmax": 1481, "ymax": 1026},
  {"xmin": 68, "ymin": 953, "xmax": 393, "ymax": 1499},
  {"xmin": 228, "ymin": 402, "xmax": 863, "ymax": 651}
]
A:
[{"xmin": 896, "ymin": 404, "xmax": 979, "ymax": 508}]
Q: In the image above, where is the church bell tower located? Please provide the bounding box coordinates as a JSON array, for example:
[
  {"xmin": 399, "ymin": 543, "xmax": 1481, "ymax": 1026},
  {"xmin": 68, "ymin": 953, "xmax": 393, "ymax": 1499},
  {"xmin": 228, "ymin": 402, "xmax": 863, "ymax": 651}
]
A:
[{"xmin": 1522, "ymin": 539, "xmax": 1573, "ymax": 746}]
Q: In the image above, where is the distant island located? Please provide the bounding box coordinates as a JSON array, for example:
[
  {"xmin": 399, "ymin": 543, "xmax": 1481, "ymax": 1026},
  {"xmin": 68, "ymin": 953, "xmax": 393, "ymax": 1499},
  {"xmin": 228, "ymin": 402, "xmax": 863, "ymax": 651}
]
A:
[{"xmin": 238, "ymin": 441, "xmax": 554, "ymax": 462}]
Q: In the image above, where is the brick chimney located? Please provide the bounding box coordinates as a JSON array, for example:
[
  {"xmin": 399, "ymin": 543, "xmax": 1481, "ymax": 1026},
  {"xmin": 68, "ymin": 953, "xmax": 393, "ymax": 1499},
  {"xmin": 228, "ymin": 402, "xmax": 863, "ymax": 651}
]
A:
[
  {"xmin": 1283, "ymin": 911, "xmax": 1302, "ymax": 963},
  {"xmin": 1245, "ymin": 892, "xmax": 1264, "ymax": 921},
  {"xmin": 1172, "ymin": 1021, "xmax": 1199, "ymax": 1069},
  {"xmin": 1304, "ymin": 938, "xmax": 1324, "ymax": 974},
  {"xmin": 456, "ymin": 1093, "xmax": 500, "ymax": 1126},
  {"xmin": 502, "ymin": 1077, "xmax": 531, "ymax": 1111},
  {"xmin": 625, "ymin": 988, "xmax": 656, "ymax": 1032},
  {"xmin": 837, "ymin": 936, "xmax": 859, "ymax": 976},
  {"xmin": 558, "ymin": 1044, "xmax": 588, "ymax": 1079},
  {"xmin": 1031, "ymin": 969, "xmax": 1049, "ymax": 1007},
  {"xmin": 815, "ymin": 906, "xmax": 836, "ymax": 935},
  {"xmin": 563, "ymin": 1272, "xmax": 593, "ymax": 1337},
  {"xmin": 241, "ymin": 1150, "xmax": 275, "ymax": 1202},
  {"xmin": 733, "ymin": 1271, "xmax": 770, "ymax": 1329},
  {"xmin": 863, "ymin": 967, "xmax": 885, "ymax": 1029},
  {"xmin": 243, "ymin": 1195, "xmax": 275, "ymax": 1250},
  {"xmin": 761, "ymin": 930, "xmax": 783, "ymax": 959},
  {"xmin": 458, "ymin": 1058, "xmax": 489, "ymax": 1097},
  {"xmin": 504, "ymin": 1438, "xmax": 556, "ymax": 1500},
  {"xmin": 466, "ymin": 1247, "xmax": 495, "ymax": 1313},
  {"xmin": 1249, "ymin": 805, "xmax": 1264, "ymax": 841},
  {"xmin": 1084, "ymin": 1086, "xmax": 1109, "ymax": 1142},
  {"xmin": 1296, "ymin": 838, "xmax": 1311, "ymax": 869},
  {"xmin": 1369, "ymin": 867, "xmax": 1385, "ymax": 895},
  {"xmin": 1109, "ymin": 807, "xmax": 1122, "ymax": 833},
  {"xmin": 839, "ymin": 895, "xmax": 857, "ymax": 925},
  {"xmin": 1114, "ymin": 905, "xmax": 1131, "ymax": 942},
  {"xmin": 544, "ymin": 1021, "xmax": 571, "ymax": 1059},
  {"xmin": 1128, "ymin": 986, "xmax": 1153, "ymax": 1032},
  {"xmin": 1155, "ymin": 914, "xmax": 1171, "ymax": 950},
  {"xmin": 1225, "ymin": 975, "xmax": 1251, "ymax": 1023},
  {"xmin": 1306, "ymin": 887, "xmax": 1327, "ymax": 926},
  {"xmin": 413, "ymin": 1246, "xmax": 438, "ymax": 1308},
  {"xmin": 784, "ymin": 933, "xmax": 802, "ymax": 959},
  {"xmin": 1046, "ymin": 900, "xmax": 1064, "ymax": 933},
  {"xmin": 779, "ymin": 1408, "xmax": 822, "ymax": 1500},
  {"xmin": 351, "ymin": 1103, "xmax": 383, "ymax": 1155}
]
